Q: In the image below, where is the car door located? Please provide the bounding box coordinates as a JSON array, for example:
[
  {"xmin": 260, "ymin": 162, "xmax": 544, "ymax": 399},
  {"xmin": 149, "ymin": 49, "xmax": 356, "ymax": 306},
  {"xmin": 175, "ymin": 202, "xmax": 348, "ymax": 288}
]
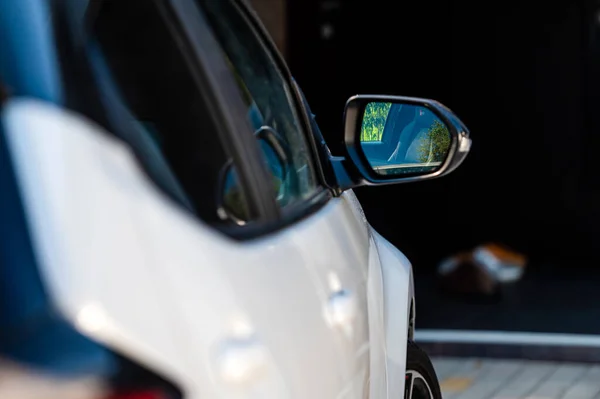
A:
[
  {"xmin": 198, "ymin": 1, "xmax": 386, "ymax": 397},
  {"xmin": 59, "ymin": 0, "xmax": 354, "ymax": 398}
]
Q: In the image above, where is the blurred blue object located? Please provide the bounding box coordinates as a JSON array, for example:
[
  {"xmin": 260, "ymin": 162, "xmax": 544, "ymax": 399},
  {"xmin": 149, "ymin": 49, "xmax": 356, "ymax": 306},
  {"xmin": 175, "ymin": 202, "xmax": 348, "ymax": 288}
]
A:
[
  {"xmin": 0, "ymin": 0, "xmax": 62, "ymax": 103},
  {"xmin": 0, "ymin": 122, "xmax": 114, "ymax": 377}
]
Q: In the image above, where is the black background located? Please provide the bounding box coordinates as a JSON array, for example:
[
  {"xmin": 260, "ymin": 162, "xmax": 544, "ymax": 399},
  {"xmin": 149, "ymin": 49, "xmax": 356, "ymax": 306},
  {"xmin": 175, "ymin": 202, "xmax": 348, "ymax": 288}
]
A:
[{"xmin": 289, "ymin": 0, "xmax": 600, "ymax": 273}]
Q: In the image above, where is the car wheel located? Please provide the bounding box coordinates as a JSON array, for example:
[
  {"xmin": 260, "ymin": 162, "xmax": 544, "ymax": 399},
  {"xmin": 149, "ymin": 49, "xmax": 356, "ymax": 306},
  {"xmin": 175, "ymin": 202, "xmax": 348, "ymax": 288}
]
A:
[{"xmin": 405, "ymin": 341, "xmax": 442, "ymax": 399}]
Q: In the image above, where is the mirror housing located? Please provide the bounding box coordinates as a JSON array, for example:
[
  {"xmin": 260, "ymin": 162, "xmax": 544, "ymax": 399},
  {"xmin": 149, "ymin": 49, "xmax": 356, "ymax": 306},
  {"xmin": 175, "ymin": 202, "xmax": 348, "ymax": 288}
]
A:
[{"xmin": 341, "ymin": 95, "xmax": 471, "ymax": 187}]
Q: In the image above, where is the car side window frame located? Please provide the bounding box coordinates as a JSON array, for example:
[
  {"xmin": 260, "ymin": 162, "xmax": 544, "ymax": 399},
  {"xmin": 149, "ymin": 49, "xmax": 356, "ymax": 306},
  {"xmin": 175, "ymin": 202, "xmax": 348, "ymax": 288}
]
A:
[
  {"xmin": 226, "ymin": 0, "xmax": 336, "ymax": 220},
  {"xmin": 146, "ymin": 0, "xmax": 283, "ymax": 227}
]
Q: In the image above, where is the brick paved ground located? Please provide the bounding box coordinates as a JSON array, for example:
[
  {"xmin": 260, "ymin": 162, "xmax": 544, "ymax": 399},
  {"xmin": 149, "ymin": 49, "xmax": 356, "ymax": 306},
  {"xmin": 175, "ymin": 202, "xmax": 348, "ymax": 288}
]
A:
[{"xmin": 433, "ymin": 357, "xmax": 600, "ymax": 399}]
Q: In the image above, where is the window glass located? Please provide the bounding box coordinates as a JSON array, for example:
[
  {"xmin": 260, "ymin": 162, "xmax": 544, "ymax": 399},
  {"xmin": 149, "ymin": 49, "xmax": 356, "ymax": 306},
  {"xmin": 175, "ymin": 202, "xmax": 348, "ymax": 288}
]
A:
[{"xmin": 199, "ymin": 0, "xmax": 318, "ymax": 210}]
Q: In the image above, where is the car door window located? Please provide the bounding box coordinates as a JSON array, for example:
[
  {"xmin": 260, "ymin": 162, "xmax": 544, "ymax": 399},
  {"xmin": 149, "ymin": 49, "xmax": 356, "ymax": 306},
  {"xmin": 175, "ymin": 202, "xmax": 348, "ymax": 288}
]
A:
[
  {"xmin": 198, "ymin": 0, "xmax": 318, "ymax": 211},
  {"xmin": 89, "ymin": 0, "xmax": 254, "ymax": 224}
]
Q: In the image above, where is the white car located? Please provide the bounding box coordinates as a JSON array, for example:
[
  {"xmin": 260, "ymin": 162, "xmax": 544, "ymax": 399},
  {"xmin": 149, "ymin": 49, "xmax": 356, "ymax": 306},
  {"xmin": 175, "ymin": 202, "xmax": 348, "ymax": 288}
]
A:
[{"xmin": 0, "ymin": 0, "xmax": 471, "ymax": 399}]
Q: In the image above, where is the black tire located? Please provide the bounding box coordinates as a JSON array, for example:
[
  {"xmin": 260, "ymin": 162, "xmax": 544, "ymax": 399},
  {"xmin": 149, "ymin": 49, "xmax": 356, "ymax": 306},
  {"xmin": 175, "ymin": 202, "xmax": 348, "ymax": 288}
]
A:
[{"xmin": 405, "ymin": 341, "xmax": 442, "ymax": 399}]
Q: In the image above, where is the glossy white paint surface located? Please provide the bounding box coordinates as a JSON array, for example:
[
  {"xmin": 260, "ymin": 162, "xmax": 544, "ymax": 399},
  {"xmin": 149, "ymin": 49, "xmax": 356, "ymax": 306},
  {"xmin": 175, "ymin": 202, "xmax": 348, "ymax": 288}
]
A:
[{"xmin": 4, "ymin": 99, "xmax": 415, "ymax": 399}]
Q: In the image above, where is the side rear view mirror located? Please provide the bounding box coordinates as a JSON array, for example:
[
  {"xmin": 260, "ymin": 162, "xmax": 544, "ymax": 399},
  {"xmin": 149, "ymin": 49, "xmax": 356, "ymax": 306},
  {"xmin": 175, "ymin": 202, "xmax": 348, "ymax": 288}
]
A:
[{"xmin": 342, "ymin": 95, "xmax": 471, "ymax": 186}]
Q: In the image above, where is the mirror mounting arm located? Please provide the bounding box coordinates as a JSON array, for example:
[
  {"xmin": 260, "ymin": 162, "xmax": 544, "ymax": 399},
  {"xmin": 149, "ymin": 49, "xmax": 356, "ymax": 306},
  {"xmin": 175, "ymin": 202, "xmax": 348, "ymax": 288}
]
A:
[{"xmin": 330, "ymin": 156, "xmax": 362, "ymax": 194}]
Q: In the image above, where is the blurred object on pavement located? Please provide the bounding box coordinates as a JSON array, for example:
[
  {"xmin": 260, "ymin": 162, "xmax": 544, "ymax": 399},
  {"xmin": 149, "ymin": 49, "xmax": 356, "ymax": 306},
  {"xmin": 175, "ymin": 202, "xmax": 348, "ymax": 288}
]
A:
[{"xmin": 438, "ymin": 243, "xmax": 527, "ymax": 300}]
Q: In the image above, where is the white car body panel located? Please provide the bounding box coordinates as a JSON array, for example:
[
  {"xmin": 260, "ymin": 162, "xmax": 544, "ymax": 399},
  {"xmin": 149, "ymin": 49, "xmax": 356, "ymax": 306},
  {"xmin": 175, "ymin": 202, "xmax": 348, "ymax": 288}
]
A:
[{"xmin": 4, "ymin": 99, "xmax": 415, "ymax": 399}]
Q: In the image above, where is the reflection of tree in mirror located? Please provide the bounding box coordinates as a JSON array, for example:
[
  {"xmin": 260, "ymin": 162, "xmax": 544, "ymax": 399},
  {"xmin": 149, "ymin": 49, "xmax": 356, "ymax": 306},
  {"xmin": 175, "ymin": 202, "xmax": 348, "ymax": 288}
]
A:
[
  {"xmin": 417, "ymin": 120, "xmax": 451, "ymax": 163},
  {"xmin": 361, "ymin": 102, "xmax": 391, "ymax": 142}
]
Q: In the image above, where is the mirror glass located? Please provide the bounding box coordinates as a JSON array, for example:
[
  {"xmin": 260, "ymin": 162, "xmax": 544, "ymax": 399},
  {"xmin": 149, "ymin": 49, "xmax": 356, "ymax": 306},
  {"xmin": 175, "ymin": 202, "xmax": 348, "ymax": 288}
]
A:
[{"xmin": 360, "ymin": 102, "xmax": 452, "ymax": 176}]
